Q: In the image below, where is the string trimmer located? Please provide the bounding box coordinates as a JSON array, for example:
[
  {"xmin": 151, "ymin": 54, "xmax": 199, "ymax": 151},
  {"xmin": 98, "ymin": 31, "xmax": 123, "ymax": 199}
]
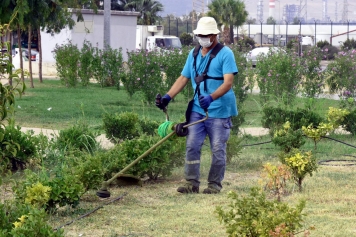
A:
[{"xmin": 96, "ymin": 94, "xmax": 208, "ymax": 198}]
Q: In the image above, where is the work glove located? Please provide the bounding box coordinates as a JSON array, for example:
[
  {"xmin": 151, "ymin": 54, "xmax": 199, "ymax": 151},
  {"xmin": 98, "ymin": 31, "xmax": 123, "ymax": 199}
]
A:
[
  {"xmin": 198, "ymin": 95, "xmax": 213, "ymax": 110},
  {"xmin": 155, "ymin": 93, "xmax": 171, "ymax": 110}
]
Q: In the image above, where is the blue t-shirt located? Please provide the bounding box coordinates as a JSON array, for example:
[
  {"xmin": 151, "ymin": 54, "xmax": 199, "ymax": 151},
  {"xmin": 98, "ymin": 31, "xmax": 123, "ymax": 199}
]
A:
[{"xmin": 181, "ymin": 45, "xmax": 238, "ymax": 118}]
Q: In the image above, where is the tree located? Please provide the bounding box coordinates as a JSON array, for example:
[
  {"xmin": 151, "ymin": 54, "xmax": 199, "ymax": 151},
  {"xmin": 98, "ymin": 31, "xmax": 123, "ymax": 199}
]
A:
[
  {"xmin": 207, "ymin": 0, "xmax": 248, "ymax": 44},
  {"xmin": 125, "ymin": 0, "xmax": 163, "ymax": 25},
  {"xmin": 266, "ymin": 16, "xmax": 276, "ymax": 25},
  {"xmin": 246, "ymin": 17, "xmax": 257, "ymax": 24},
  {"xmin": 292, "ymin": 17, "xmax": 301, "ymax": 25}
]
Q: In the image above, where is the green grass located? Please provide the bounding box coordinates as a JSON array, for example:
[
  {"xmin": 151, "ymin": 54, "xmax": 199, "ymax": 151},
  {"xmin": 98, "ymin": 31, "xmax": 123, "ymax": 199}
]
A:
[
  {"xmin": 6, "ymin": 78, "xmax": 356, "ymax": 236},
  {"xmin": 44, "ymin": 134, "xmax": 356, "ymax": 237},
  {"xmin": 14, "ymin": 79, "xmax": 340, "ymax": 130}
]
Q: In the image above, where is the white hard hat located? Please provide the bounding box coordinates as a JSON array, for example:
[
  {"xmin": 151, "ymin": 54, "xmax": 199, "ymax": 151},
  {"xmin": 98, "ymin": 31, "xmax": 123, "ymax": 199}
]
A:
[{"xmin": 193, "ymin": 17, "xmax": 220, "ymax": 35}]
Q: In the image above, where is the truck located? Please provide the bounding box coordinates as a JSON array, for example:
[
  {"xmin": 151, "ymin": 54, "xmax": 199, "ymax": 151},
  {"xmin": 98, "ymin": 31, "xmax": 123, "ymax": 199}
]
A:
[{"xmin": 136, "ymin": 25, "xmax": 182, "ymax": 51}]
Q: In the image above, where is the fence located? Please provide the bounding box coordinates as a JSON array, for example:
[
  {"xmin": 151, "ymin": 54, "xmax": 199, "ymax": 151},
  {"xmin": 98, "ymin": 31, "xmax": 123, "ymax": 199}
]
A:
[{"xmin": 158, "ymin": 17, "xmax": 356, "ymax": 46}]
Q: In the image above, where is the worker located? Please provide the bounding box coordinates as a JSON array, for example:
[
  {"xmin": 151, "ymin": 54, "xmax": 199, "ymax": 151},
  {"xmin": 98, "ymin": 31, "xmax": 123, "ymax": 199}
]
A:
[{"xmin": 155, "ymin": 16, "xmax": 238, "ymax": 194}]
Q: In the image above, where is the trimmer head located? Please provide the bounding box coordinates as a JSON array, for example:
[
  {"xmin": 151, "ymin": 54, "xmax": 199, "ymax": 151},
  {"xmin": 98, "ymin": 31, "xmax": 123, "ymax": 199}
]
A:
[{"xmin": 96, "ymin": 189, "xmax": 111, "ymax": 198}]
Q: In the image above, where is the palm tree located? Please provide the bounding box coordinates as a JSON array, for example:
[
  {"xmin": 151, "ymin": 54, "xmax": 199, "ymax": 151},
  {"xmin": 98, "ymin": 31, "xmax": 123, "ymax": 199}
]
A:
[
  {"xmin": 125, "ymin": 0, "xmax": 163, "ymax": 25},
  {"xmin": 208, "ymin": 0, "xmax": 248, "ymax": 44}
]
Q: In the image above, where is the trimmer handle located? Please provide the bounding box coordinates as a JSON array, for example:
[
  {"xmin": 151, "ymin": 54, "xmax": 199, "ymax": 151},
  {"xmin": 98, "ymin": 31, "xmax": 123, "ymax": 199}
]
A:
[{"xmin": 155, "ymin": 93, "xmax": 162, "ymax": 106}]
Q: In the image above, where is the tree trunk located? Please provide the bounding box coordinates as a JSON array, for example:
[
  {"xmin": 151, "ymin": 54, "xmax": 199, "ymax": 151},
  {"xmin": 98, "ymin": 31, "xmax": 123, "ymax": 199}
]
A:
[
  {"xmin": 38, "ymin": 29, "xmax": 42, "ymax": 83},
  {"xmin": 298, "ymin": 177, "xmax": 303, "ymax": 192},
  {"xmin": 8, "ymin": 30, "xmax": 13, "ymax": 86},
  {"xmin": 28, "ymin": 25, "xmax": 34, "ymax": 88},
  {"xmin": 222, "ymin": 26, "xmax": 230, "ymax": 45},
  {"xmin": 229, "ymin": 23, "xmax": 234, "ymax": 44},
  {"xmin": 17, "ymin": 25, "xmax": 24, "ymax": 82}
]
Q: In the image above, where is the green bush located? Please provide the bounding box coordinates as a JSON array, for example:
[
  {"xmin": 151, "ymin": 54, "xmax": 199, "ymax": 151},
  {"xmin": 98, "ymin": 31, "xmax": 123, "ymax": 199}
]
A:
[
  {"xmin": 261, "ymin": 106, "xmax": 324, "ymax": 131},
  {"xmin": 341, "ymin": 38, "xmax": 356, "ymax": 50},
  {"xmin": 278, "ymin": 148, "xmax": 318, "ymax": 191},
  {"xmin": 272, "ymin": 122, "xmax": 306, "ymax": 153},
  {"xmin": 54, "ymin": 41, "xmax": 80, "ymax": 87},
  {"xmin": 300, "ymin": 46, "xmax": 324, "ymax": 99},
  {"xmin": 91, "ymin": 46, "xmax": 124, "ymax": 87},
  {"xmin": 100, "ymin": 134, "xmax": 185, "ymax": 180},
  {"xmin": 1, "ymin": 125, "xmax": 43, "ymax": 171},
  {"xmin": 230, "ymin": 111, "xmax": 246, "ymax": 134},
  {"xmin": 161, "ymin": 46, "xmax": 191, "ymax": 99},
  {"xmin": 286, "ymin": 38, "xmax": 298, "ymax": 50},
  {"xmin": 216, "ymin": 188, "xmax": 307, "ymax": 237},
  {"xmin": 316, "ymin": 40, "xmax": 329, "ymax": 49},
  {"xmin": 102, "ymin": 111, "xmax": 140, "ymax": 142},
  {"xmin": 226, "ymin": 134, "xmax": 243, "ymax": 164},
  {"xmin": 325, "ymin": 49, "xmax": 356, "ymax": 99},
  {"xmin": 179, "ymin": 32, "xmax": 193, "ymax": 46},
  {"xmin": 55, "ymin": 122, "xmax": 98, "ymax": 153},
  {"xmin": 255, "ymin": 48, "xmax": 302, "ymax": 106},
  {"xmin": 0, "ymin": 202, "xmax": 64, "ymax": 237},
  {"xmin": 123, "ymin": 49, "xmax": 164, "ymax": 103},
  {"xmin": 78, "ymin": 40, "xmax": 94, "ymax": 86},
  {"xmin": 341, "ymin": 108, "xmax": 356, "ymax": 135},
  {"xmin": 138, "ymin": 117, "xmax": 160, "ymax": 136},
  {"xmin": 234, "ymin": 37, "xmax": 256, "ymax": 52},
  {"xmin": 73, "ymin": 154, "xmax": 105, "ymax": 192},
  {"xmin": 322, "ymin": 45, "xmax": 339, "ymax": 60},
  {"xmin": 13, "ymin": 169, "xmax": 84, "ymax": 211}
]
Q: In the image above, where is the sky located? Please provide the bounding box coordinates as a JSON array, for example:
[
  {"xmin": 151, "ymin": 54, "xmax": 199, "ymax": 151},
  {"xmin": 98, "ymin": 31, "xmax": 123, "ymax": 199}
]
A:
[{"xmin": 158, "ymin": 0, "xmax": 356, "ymax": 22}]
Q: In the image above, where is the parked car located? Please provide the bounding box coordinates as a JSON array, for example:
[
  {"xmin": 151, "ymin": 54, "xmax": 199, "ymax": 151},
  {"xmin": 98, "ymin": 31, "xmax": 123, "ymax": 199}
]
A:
[
  {"xmin": 246, "ymin": 47, "xmax": 282, "ymax": 67},
  {"xmin": 1, "ymin": 48, "xmax": 15, "ymax": 68},
  {"xmin": 22, "ymin": 49, "xmax": 39, "ymax": 61}
]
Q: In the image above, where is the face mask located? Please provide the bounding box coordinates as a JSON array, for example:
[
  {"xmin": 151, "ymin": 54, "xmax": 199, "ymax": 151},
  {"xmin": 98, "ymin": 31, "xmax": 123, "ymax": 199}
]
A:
[{"xmin": 198, "ymin": 37, "xmax": 213, "ymax": 48}]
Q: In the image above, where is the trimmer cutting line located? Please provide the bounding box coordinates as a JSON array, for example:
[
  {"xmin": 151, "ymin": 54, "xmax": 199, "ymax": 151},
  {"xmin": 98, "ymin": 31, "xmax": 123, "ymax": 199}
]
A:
[{"xmin": 96, "ymin": 96, "xmax": 208, "ymax": 198}]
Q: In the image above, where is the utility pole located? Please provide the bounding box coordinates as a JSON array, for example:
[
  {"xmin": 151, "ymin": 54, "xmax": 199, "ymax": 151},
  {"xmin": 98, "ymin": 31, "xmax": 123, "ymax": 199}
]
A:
[
  {"xmin": 192, "ymin": 0, "xmax": 205, "ymax": 31},
  {"xmin": 342, "ymin": 0, "xmax": 348, "ymax": 22},
  {"xmin": 104, "ymin": 0, "xmax": 111, "ymax": 49}
]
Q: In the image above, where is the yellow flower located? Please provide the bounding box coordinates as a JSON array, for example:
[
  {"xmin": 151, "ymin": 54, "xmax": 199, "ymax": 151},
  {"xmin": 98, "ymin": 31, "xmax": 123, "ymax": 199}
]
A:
[
  {"xmin": 13, "ymin": 221, "xmax": 22, "ymax": 229},
  {"xmin": 18, "ymin": 215, "xmax": 28, "ymax": 223}
]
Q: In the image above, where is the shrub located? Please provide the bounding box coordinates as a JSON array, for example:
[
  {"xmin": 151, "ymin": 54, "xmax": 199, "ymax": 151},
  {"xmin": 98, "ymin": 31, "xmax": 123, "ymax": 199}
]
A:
[
  {"xmin": 0, "ymin": 202, "xmax": 64, "ymax": 237},
  {"xmin": 279, "ymin": 148, "xmax": 317, "ymax": 192},
  {"xmin": 230, "ymin": 111, "xmax": 246, "ymax": 135},
  {"xmin": 161, "ymin": 46, "xmax": 191, "ymax": 99},
  {"xmin": 74, "ymin": 154, "xmax": 105, "ymax": 192},
  {"xmin": 78, "ymin": 40, "xmax": 94, "ymax": 86},
  {"xmin": 341, "ymin": 38, "xmax": 356, "ymax": 50},
  {"xmin": 100, "ymin": 134, "xmax": 185, "ymax": 180},
  {"xmin": 138, "ymin": 117, "xmax": 160, "ymax": 136},
  {"xmin": 261, "ymin": 106, "xmax": 324, "ymax": 131},
  {"xmin": 300, "ymin": 46, "xmax": 324, "ymax": 99},
  {"xmin": 325, "ymin": 49, "xmax": 356, "ymax": 99},
  {"xmin": 234, "ymin": 37, "xmax": 256, "ymax": 52},
  {"xmin": 179, "ymin": 32, "xmax": 193, "ymax": 46},
  {"xmin": 13, "ymin": 169, "xmax": 84, "ymax": 211},
  {"xmin": 261, "ymin": 163, "xmax": 291, "ymax": 201},
  {"xmin": 342, "ymin": 108, "xmax": 356, "ymax": 135},
  {"xmin": 272, "ymin": 121, "xmax": 305, "ymax": 153},
  {"xmin": 55, "ymin": 121, "xmax": 98, "ymax": 153},
  {"xmin": 286, "ymin": 38, "xmax": 298, "ymax": 51},
  {"xmin": 321, "ymin": 45, "xmax": 339, "ymax": 60},
  {"xmin": 1, "ymin": 125, "xmax": 43, "ymax": 171},
  {"xmin": 123, "ymin": 49, "xmax": 164, "ymax": 103},
  {"xmin": 54, "ymin": 41, "xmax": 80, "ymax": 87},
  {"xmin": 255, "ymin": 48, "xmax": 302, "ymax": 106},
  {"xmin": 115, "ymin": 134, "xmax": 185, "ymax": 179},
  {"xmin": 216, "ymin": 188, "xmax": 307, "ymax": 237},
  {"xmin": 316, "ymin": 40, "xmax": 329, "ymax": 49},
  {"xmin": 226, "ymin": 134, "xmax": 243, "ymax": 164},
  {"xmin": 102, "ymin": 111, "xmax": 140, "ymax": 142},
  {"xmin": 91, "ymin": 46, "xmax": 124, "ymax": 87}
]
